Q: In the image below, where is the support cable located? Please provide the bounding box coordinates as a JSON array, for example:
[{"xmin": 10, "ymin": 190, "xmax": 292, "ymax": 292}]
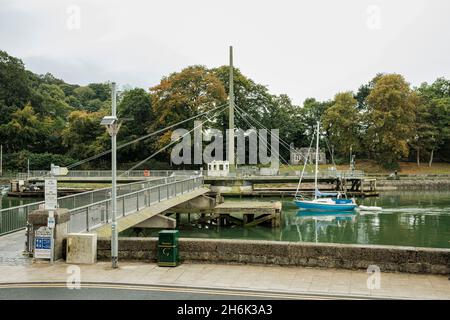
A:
[
  {"xmin": 120, "ymin": 104, "xmax": 229, "ymax": 175},
  {"xmin": 65, "ymin": 103, "xmax": 228, "ymax": 169}
]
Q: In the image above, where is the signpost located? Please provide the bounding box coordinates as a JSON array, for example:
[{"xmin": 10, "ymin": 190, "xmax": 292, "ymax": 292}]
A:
[
  {"xmin": 44, "ymin": 178, "xmax": 58, "ymax": 210},
  {"xmin": 34, "ymin": 226, "xmax": 53, "ymax": 260},
  {"xmin": 34, "ymin": 164, "xmax": 64, "ymax": 262}
]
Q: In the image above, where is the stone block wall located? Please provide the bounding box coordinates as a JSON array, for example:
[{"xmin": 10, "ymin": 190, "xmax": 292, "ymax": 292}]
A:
[{"xmin": 96, "ymin": 237, "xmax": 450, "ymax": 274}]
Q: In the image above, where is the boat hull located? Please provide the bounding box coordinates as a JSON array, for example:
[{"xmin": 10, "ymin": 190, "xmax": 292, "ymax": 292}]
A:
[{"xmin": 295, "ymin": 200, "xmax": 357, "ymax": 211}]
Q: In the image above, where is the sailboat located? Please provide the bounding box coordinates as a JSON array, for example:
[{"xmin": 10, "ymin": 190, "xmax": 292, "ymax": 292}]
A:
[{"xmin": 294, "ymin": 121, "xmax": 357, "ymax": 211}]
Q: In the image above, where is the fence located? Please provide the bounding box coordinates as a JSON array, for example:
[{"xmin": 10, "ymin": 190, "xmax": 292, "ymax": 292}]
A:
[
  {"xmin": 208, "ymin": 168, "xmax": 365, "ymax": 179},
  {"xmin": 17, "ymin": 170, "xmax": 201, "ymax": 180},
  {"xmin": 68, "ymin": 176, "xmax": 204, "ymax": 233},
  {"xmin": 0, "ymin": 175, "xmax": 188, "ymax": 236}
]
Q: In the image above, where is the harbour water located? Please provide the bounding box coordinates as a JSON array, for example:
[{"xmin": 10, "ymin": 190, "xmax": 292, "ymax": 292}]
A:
[
  {"xmin": 128, "ymin": 191, "xmax": 450, "ymax": 249},
  {"xmin": 2, "ymin": 191, "xmax": 449, "ymax": 249},
  {"xmin": 0, "ymin": 196, "xmax": 39, "ymax": 210}
]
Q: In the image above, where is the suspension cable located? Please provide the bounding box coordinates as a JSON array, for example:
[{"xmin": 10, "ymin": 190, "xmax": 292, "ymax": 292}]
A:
[
  {"xmin": 65, "ymin": 102, "xmax": 228, "ymax": 169},
  {"xmin": 120, "ymin": 104, "xmax": 229, "ymax": 175},
  {"xmin": 234, "ymin": 107, "xmax": 293, "ymax": 169}
]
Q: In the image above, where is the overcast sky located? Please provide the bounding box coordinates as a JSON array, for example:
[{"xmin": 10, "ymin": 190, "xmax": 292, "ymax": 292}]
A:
[{"xmin": 1, "ymin": 0, "xmax": 449, "ymax": 105}]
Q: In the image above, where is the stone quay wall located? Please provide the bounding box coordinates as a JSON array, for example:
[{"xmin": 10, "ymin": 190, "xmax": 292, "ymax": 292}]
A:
[{"xmin": 97, "ymin": 237, "xmax": 450, "ymax": 275}]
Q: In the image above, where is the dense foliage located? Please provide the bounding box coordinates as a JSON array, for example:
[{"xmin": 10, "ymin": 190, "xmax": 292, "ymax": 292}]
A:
[{"xmin": 0, "ymin": 50, "xmax": 449, "ymax": 171}]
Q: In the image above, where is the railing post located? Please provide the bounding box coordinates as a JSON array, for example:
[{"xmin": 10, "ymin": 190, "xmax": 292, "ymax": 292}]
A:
[
  {"xmin": 123, "ymin": 197, "xmax": 125, "ymax": 216},
  {"xmin": 86, "ymin": 207, "xmax": 89, "ymax": 232}
]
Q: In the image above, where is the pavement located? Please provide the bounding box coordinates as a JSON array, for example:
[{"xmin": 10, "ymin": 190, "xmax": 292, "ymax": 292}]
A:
[{"xmin": 0, "ymin": 231, "xmax": 449, "ymax": 300}]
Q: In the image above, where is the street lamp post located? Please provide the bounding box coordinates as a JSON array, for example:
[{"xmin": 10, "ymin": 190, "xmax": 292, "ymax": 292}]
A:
[{"xmin": 100, "ymin": 82, "xmax": 121, "ymax": 269}]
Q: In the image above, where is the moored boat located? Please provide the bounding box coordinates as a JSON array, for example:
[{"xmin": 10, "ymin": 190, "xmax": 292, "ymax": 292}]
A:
[{"xmin": 293, "ymin": 121, "xmax": 357, "ymax": 212}]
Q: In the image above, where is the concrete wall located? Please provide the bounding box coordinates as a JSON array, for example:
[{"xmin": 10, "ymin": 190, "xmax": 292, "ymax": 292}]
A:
[
  {"xmin": 97, "ymin": 237, "xmax": 450, "ymax": 275},
  {"xmin": 376, "ymin": 179, "xmax": 450, "ymax": 190}
]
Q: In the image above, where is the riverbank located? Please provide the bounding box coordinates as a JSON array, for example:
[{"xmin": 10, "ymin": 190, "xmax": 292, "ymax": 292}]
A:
[
  {"xmin": 280, "ymin": 161, "xmax": 450, "ymax": 175},
  {"xmin": 376, "ymin": 178, "xmax": 450, "ymax": 190}
]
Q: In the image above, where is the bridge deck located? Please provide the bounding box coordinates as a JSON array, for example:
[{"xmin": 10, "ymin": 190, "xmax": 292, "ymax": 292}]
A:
[{"xmin": 94, "ymin": 187, "xmax": 210, "ymax": 237}]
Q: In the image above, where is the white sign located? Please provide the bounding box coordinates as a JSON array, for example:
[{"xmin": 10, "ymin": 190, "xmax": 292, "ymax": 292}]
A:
[
  {"xmin": 45, "ymin": 178, "xmax": 58, "ymax": 210},
  {"xmin": 50, "ymin": 165, "xmax": 68, "ymax": 176},
  {"xmin": 34, "ymin": 226, "xmax": 53, "ymax": 259},
  {"xmin": 47, "ymin": 216, "xmax": 55, "ymax": 228}
]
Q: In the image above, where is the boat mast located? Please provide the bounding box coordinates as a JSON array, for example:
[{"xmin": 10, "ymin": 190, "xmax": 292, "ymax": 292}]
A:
[{"xmin": 314, "ymin": 121, "xmax": 319, "ymax": 199}]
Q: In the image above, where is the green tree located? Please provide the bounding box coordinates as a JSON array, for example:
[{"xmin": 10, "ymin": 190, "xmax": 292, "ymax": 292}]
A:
[
  {"xmin": 62, "ymin": 110, "xmax": 108, "ymax": 160},
  {"xmin": 354, "ymin": 73, "xmax": 383, "ymax": 111},
  {"xmin": 300, "ymin": 98, "xmax": 332, "ymax": 139},
  {"xmin": 73, "ymin": 86, "xmax": 98, "ymax": 111},
  {"xmin": 0, "ymin": 51, "xmax": 32, "ymax": 123},
  {"xmin": 416, "ymin": 78, "xmax": 450, "ymax": 164},
  {"xmin": 0, "ymin": 104, "xmax": 43, "ymax": 152},
  {"xmin": 88, "ymin": 82, "xmax": 111, "ymax": 101},
  {"xmin": 34, "ymin": 83, "xmax": 73, "ymax": 117},
  {"xmin": 117, "ymin": 88, "xmax": 154, "ymax": 161},
  {"xmin": 212, "ymin": 66, "xmax": 273, "ymax": 132},
  {"xmin": 322, "ymin": 92, "xmax": 360, "ymax": 159},
  {"xmin": 364, "ymin": 74, "xmax": 417, "ymax": 167}
]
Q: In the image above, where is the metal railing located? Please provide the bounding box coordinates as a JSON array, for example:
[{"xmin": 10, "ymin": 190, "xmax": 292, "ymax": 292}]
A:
[
  {"xmin": 67, "ymin": 176, "xmax": 204, "ymax": 233},
  {"xmin": 0, "ymin": 175, "xmax": 190, "ymax": 236},
  {"xmin": 17, "ymin": 170, "xmax": 202, "ymax": 180},
  {"xmin": 206, "ymin": 168, "xmax": 365, "ymax": 179}
]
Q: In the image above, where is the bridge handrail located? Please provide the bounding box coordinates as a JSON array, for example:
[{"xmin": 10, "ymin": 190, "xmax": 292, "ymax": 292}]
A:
[
  {"xmin": 67, "ymin": 175, "xmax": 204, "ymax": 233},
  {"xmin": 0, "ymin": 174, "xmax": 201, "ymax": 236},
  {"xmin": 17, "ymin": 170, "xmax": 201, "ymax": 179}
]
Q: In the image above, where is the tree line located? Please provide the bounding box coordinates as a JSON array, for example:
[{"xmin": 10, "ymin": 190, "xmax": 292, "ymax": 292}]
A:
[{"xmin": 0, "ymin": 50, "xmax": 449, "ymax": 172}]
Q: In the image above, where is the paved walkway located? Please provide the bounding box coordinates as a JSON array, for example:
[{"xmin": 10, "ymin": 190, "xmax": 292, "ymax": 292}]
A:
[
  {"xmin": 0, "ymin": 230, "xmax": 30, "ymax": 266},
  {"xmin": 0, "ymin": 231, "xmax": 449, "ymax": 299}
]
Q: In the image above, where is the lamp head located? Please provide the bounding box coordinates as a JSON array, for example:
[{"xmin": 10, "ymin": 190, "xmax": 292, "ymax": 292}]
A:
[{"xmin": 100, "ymin": 116, "xmax": 118, "ymax": 126}]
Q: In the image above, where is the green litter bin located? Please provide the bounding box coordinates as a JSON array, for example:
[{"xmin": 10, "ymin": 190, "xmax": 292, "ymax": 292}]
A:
[{"xmin": 158, "ymin": 230, "xmax": 179, "ymax": 267}]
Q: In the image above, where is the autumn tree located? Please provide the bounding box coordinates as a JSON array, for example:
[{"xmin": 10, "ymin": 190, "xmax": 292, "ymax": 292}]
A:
[
  {"xmin": 322, "ymin": 92, "xmax": 360, "ymax": 159},
  {"xmin": 364, "ymin": 74, "xmax": 417, "ymax": 167},
  {"xmin": 150, "ymin": 66, "xmax": 227, "ymax": 160}
]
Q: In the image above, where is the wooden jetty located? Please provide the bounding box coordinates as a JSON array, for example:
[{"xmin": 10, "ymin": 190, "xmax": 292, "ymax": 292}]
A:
[
  {"xmin": 167, "ymin": 199, "xmax": 282, "ymax": 228},
  {"xmin": 213, "ymin": 201, "xmax": 282, "ymax": 227}
]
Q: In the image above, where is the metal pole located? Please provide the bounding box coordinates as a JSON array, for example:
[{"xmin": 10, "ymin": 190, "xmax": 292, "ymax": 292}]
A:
[
  {"xmin": 349, "ymin": 145, "xmax": 352, "ymax": 170},
  {"xmin": 0, "ymin": 144, "xmax": 2, "ymax": 176},
  {"xmin": 27, "ymin": 158, "xmax": 30, "ymax": 180},
  {"xmin": 111, "ymin": 82, "xmax": 118, "ymax": 268},
  {"xmin": 228, "ymin": 46, "xmax": 235, "ymax": 169},
  {"xmin": 314, "ymin": 121, "xmax": 319, "ymax": 200}
]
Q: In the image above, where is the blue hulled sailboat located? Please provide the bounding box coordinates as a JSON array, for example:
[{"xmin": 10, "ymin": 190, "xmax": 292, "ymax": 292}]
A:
[{"xmin": 294, "ymin": 121, "xmax": 357, "ymax": 212}]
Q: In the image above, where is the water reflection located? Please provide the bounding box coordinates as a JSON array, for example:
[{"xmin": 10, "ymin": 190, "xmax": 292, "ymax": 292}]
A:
[
  {"xmin": 120, "ymin": 191, "xmax": 450, "ymax": 248},
  {"xmin": 293, "ymin": 210, "xmax": 356, "ymax": 243}
]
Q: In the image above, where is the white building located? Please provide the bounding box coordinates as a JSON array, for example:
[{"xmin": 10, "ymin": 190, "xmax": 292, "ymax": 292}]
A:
[
  {"xmin": 207, "ymin": 160, "xmax": 230, "ymax": 177},
  {"xmin": 290, "ymin": 144, "xmax": 326, "ymax": 165}
]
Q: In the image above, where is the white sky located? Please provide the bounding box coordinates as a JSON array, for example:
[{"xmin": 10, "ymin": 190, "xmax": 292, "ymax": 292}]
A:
[{"xmin": 1, "ymin": 0, "xmax": 449, "ymax": 105}]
